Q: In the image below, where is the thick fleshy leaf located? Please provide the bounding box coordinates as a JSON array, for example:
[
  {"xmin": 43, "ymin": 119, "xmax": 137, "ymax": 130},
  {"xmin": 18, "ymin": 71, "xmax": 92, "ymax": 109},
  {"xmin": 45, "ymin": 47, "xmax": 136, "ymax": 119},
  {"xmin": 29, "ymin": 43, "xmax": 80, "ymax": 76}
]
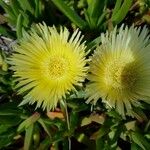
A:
[
  {"xmin": 17, "ymin": 112, "xmax": 40, "ymax": 132},
  {"xmin": 24, "ymin": 124, "xmax": 34, "ymax": 150}
]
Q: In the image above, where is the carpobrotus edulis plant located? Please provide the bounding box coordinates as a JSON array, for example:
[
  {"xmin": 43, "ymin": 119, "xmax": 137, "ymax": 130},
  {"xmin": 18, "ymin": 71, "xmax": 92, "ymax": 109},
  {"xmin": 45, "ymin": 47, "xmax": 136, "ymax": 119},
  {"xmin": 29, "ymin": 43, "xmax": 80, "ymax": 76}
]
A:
[
  {"xmin": 86, "ymin": 25, "xmax": 150, "ymax": 116},
  {"xmin": 10, "ymin": 23, "xmax": 88, "ymax": 111}
]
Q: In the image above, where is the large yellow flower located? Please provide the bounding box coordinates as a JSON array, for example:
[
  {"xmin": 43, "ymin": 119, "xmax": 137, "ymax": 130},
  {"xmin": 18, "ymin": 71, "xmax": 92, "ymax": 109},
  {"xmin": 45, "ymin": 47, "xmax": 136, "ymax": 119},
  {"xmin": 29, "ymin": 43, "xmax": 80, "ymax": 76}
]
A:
[
  {"xmin": 10, "ymin": 23, "xmax": 88, "ymax": 110},
  {"xmin": 86, "ymin": 25, "xmax": 150, "ymax": 116}
]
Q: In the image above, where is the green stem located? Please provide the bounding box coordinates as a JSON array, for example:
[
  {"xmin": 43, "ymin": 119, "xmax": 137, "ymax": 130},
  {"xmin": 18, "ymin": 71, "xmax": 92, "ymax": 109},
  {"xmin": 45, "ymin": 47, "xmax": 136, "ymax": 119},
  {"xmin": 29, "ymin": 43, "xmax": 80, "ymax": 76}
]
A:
[
  {"xmin": 65, "ymin": 101, "xmax": 71, "ymax": 150},
  {"xmin": 61, "ymin": 99, "xmax": 71, "ymax": 150}
]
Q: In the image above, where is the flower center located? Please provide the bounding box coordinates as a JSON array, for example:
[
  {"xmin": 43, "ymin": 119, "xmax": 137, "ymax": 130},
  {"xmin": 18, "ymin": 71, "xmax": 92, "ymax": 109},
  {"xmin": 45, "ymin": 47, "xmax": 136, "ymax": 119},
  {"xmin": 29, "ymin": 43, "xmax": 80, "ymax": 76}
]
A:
[
  {"xmin": 48, "ymin": 57, "xmax": 68, "ymax": 79},
  {"xmin": 105, "ymin": 60, "xmax": 137, "ymax": 89}
]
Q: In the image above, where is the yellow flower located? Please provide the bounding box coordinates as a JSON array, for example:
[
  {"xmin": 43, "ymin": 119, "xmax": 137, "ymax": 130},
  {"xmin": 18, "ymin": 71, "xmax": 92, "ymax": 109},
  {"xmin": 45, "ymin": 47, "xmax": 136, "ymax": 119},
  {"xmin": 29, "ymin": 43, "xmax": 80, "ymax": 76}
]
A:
[
  {"xmin": 10, "ymin": 23, "xmax": 88, "ymax": 110},
  {"xmin": 86, "ymin": 25, "xmax": 150, "ymax": 116}
]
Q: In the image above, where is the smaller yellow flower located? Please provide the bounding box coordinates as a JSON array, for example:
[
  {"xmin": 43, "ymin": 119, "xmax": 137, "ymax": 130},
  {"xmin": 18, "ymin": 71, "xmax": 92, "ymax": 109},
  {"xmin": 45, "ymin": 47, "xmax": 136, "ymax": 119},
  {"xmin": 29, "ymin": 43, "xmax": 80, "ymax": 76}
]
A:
[
  {"xmin": 10, "ymin": 23, "xmax": 88, "ymax": 110},
  {"xmin": 86, "ymin": 25, "xmax": 150, "ymax": 116}
]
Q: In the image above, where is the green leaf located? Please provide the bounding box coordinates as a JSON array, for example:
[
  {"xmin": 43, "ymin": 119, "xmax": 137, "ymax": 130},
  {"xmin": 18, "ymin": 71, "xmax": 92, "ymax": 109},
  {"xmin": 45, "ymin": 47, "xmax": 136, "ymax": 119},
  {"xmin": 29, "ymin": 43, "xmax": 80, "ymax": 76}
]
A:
[
  {"xmin": 16, "ymin": 13, "xmax": 23, "ymax": 39},
  {"xmin": 131, "ymin": 132, "xmax": 150, "ymax": 150},
  {"xmin": 97, "ymin": 12, "xmax": 107, "ymax": 28},
  {"xmin": 43, "ymin": 118, "xmax": 65, "ymax": 130},
  {"xmin": 131, "ymin": 108, "xmax": 147, "ymax": 123},
  {"xmin": 17, "ymin": 112, "xmax": 40, "ymax": 132},
  {"xmin": 10, "ymin": 0, "xmax": 20, "ymax": 16},
  {"xmin": 84, "ymin": 9, "xmax": 91, "ymax": 26},
  {"xmin": 24, "ymin": 124, "xmax": 34, "ymax": 150},
  {"xmin": 38, "ymin": 118, "xmax": 51, "ymax": 137},
  {"xmin": 144, "ymin": 120, "xmax": 150, "ymax": 132},
  {"xmin": 112, "ymin": 0, "xmax": 122, "ymax": 18},
  {"xmin": 69, "ymin": 90, "xmax": 85, "ymax": 99},
  {"xmin": 0, "ymin": 128, "xmax": 16, "ymax": 149},
  {"xmin": 33, "ymin": 124, "xmax": 40, "ymax": 148},
  {"xmin": 0, "ymin": 106, "xmax": 21, "ymax": 116},
  {"xmin": 0, "ymin": 116, "xmax": 21, "ymax": 126},
  {"xmin": 35, "ymin": 0, "xmax": 40, "ymax": 18},
  {"xmin": 109, "ymin": 124, "xmax": 123, "ymax": 144},
  {"xmin": 87, "ymin": 0, "xmax": 105, "ymax": 18},
  {"xmin": 107, "ymin": 110, "xmax": 122, "ymax": 120},
  {"xmin": 70, "ymin": 111, "xmax": 79, "ymax": 131},
  {"xmin": 86, "ymin": 0, "xmax": 106, "ymax": 28},
  {"xmin": 18, "ymin": 0, "xmax": 34, "ymax": 14},
  {"xmin": 0, "ymin": 109, "xmax": 21, "ymax": 116},
  {"xmin": 0, "ymin": 0, "xmax": 16, "ymax": 20},
  {"xmin": 0, "ymin": 125, "xmax": 12, "ymax": 134},
  {"xmin": 131, "ymin": 132, "xmax": 145, "ymax": 150},
  {"xmin": 62, "ymin": 138, "xmax": 70, "ymax": 150},
  {"xmin": 0, "ymin": 102, "xmax": 21, "ymax": 116},
  {"xmin": 96, "ymin": 137, "xmax": 104, "ymax": 150},
  {"xmin": 51, "ymin": 0, "xmax": 87, "ymax": 29},
  {"xmin": 87, "ymin": 0, "xmax": 92, "ymax": 5},
  {"xmin": 131, "ymin": 143, "xmax": 141, "ymax": 150},
  {"xmin": 0, "ymin": 26, "xmax": 15, "ymax": 38},
  {"xmin": 20, "ymin": 10, "xmax": 30, "ymax": 27},
  {"xmin": 145, "ymin": 134, "xmax": 150, "ymax": 140},
  {"xmin": 97, "ymin": 126, "xmax": 110, "ymax": 139},
  {"xmin": 112, "ymin": 0, "xmax": 133, "ymax": 24},
  {"xmin": 67, "ymin": 98, "xmax": 89, "ymax": 112},
  {"xmin": 52, "ymin": 130, "xmax": 67, "ymax": 143},
  {"xmin": 86, "ymin": 36, "xmax": 101, "ymax": 53},
  {"xmin": 38, "ymin": 0, "xmax": 43, "ymax": 16},
  {"xmin": 37, "ymin": 137, "xmax": 51, "ymax": 150}
]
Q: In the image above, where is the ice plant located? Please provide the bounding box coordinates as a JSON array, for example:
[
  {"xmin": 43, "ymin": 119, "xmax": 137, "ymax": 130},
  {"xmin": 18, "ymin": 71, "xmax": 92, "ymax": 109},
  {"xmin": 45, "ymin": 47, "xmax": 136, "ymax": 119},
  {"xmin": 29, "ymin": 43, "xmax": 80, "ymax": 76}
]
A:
[
  {"xmin": 86, "ymin": 25, "xmax": 150, "ymax": 116},
  {"xmin": 10, "ymin": 23, "xmax": 88, "ymax": 110}
]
